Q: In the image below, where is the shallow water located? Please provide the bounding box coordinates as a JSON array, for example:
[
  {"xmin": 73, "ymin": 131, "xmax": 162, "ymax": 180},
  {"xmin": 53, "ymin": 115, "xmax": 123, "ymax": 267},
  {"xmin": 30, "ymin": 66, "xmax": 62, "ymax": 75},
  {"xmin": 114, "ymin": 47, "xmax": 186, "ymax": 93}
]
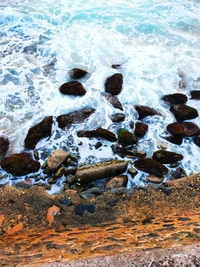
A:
[{"xmin": 0, "ymin": 0, "xmax": 200, "ymax": 193}]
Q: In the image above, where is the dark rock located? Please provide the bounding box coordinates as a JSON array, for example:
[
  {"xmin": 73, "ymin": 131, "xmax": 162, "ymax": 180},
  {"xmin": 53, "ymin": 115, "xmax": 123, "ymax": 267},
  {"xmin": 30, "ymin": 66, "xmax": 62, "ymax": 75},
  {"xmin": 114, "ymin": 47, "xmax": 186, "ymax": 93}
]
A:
[
  {"xmin": 24, "ymin": 116, "xmax": 53, "ymax": 150},
  {"xmin": 170, "ymin": 168, "xmax": 187, "ymax": 180},
  {"xmin": 110, "ymin": 113, "xmax": 125, "ymax": 123},
  {"xmin": 161, "ymin": 93, "xmax": 188, "ymax": 105},
  {"xmin": 100, "ymin": 92, "xmax": 123, "ymax": 111},
  {"xmin": 194, "ymin": 135, "xmax": 200, "ymax": 147},
  {"xmin": 0, "ymin": 136, "xmax": 9, "ymax": 159},
  {"xmin": 146, "ymin": 175, "xmax": 164, "ymax": 184},
  {"xmin": 105, "ymin": 175, "xmax": 128, "ymax": 189},
  {"xmin": 152, "ymin": 150, "xmax": 183, "ymax": 164},
  {"xmin": 167, "ymin": 122, "xmax": 199, "ymax": 137},
  {"xmin": 170, "ymin": 104, "xmax": 198, "ymax": 122},
  {"xmin": 135, "ymin": 105, "xmax": 159, "ymax": 120},
  {"xmin": 134, "ymin": 121, "xmax": 148, "ymax": 137},
  {"xmin": 162, "ymin": 135, "xmax": 182, "ymax": 145},
  {"xmin": 77, "ymin": 128, "xmax": 117, "ymax": 142},
  {"xmin": 74, "ymin": 204, "xmax": 95, "ymax": 216},
  {"xmin": 106, "ymin": 198, "xmax": 119, "ymax": 206},
  {"xmin": 69, "ymin": 68, "xmax": 88, "ymax": 79},
  {"xmin": 95, "ymin": 142, "xmax": 103, "ymax": 149},
  {"xmin": 56, "ymin": 107, "xmax": 95, "ymax": 129},
  {"xmin": 134, "ymin": 158, "xmax": 168, "ymax": 177},
  {"xmin": 1, "ymin": 153, "xmax": 40, "ymax": 176},
  {"xmin": 48, "ymin": 177, "xmax": 57, "ymax": 184},
  {"xmin": 190, "ymin": 90, "xmax": 200, "ymax": 100},
  {"xmin": 118, "ymin": 129, "xmax": 138, "ymax": 147},
  {"xmin": 127, "ymin": 168, "xmax": 138, "ymax": 178},
  {"xmin": 111, "ymin": 144, "xmax": 127, "ymax": 158},
  {"xmin": 75, "ymin": 160, "xmax": 128, "ymax": 184},
  {"xmin": 59, "ymin": 198, "xmax": 72, "ymax": 206},
  {"xmin": 59, "ymin": 81, "xmax": 86, "ymax": 96},
  {"xmin": 111, "ymin": 64, "xmax": 121, "ymax": 69},
  {"xmin": 105, "ymin": 73, "xmax": 123, "ymax": 95}
]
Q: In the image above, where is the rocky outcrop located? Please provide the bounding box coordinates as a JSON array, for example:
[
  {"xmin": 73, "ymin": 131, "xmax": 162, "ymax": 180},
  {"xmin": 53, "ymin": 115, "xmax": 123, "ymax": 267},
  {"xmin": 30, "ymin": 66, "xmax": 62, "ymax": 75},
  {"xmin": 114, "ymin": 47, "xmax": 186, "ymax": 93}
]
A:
[
  {"xmin": 105, "ymin": 175, "xmax": 128, "ymax": 189},
  {"xmin": 75, "ymin": 160, "xmax": 128, "ymax": 184},
  {"xmin": 134, "ymin": 121, "xmax": 148, "ymax": 137},
  {"xmin": 1, "ymin": 153, "xmax": 40, "ymax": 176},
  {"xmin": 135, "ymin": 105, "xmax": 159, "ymax": 120},
  {"xmin": 46, "ymin": 149, "xmax": 70, "ymax": 172},
  {"xmin": 152, "ymin": 150, "xmax": 183, "ymax": 164},
  {"xmin": 77, "ymin": 128, "xmax": 117, "ymax": 142},
  {"xmin": 170, "ymin": 104, "xmax": 198, "ymax": 122},
  {"xmin": 118, "ymin": 129, "xmax": 138, "ymax": 147},
  {"xmin": 24, "ymin": 116, "xmax": 53, "ymax": 150},
  {"xmin": 190, "ymin": 90, "xmax": 200, "ymax": 100},
  {"xmin": 161, "ymin": 93, "xmax": 187, "ymax": 105},
  {"xmin": 69, "ymin": 68, "xmax": 88, "ymax": 79},
  {"xmin": 0, "ymin": 136, "xmax": 9, "ymax": 159},
  {"xmin": 59, "ymin": 81, "xmax": 86, "ymax": 96},
  {"xmin": 56, "ymin": 107, "xmax": 95, "ymax": 129},
  {"xmin": 101, "ymin": 92, "xmax": 123, "ymax": 111},
  {"xmin": 105, "ymin": 73, "xmax": 123, "ymax": 95},
  {"xmin": 134, "ymin": 158, "xmax": 168, "ymax": 177},
  {"xmin": 167, "ymin": 122, "xmax": 199, "ymax": 137}
]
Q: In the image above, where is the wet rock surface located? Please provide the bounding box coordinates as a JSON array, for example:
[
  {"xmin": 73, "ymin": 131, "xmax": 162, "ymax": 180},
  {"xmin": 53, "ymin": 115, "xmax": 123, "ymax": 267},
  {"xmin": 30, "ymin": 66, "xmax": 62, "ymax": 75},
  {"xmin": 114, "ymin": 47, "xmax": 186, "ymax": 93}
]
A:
[
  {"xmin": 101, "ymin": 92, "xmax": 123, "ymax": 110},
  {"xmin": 0, "ymin": 136, "xmax": 9, "ymax": 160},
  {"xmin": 190, "ymin": 90, "xmax": 200, "ymax": 100},
  {"xmin": 135, "ymin": 105, "xmax": 159, "ymax": 120},
  {"xmin": 59, "ymin": 81, "xmax": 86, "ymax": 96},
  {"xmin": 105, "ymin": 175, "xmax": 128, "ymax": 189},
  {"xmin": 105, "ymin": 73, "xmax": 123, "ymax": 95},
  {"xmin": 134, "ymin": 158, "xmax": 168, "ymax": 177},
  {"xmin": 77, "ymin": 128, "xmax": 117, "ymax": 142},
  {"xmin": 161, "ymin": 93, "xmax": 188, "ymax": 105},
  {"xmin": 152, "ymin": 150, "xmax": 183, "ymax": 164},
  {"xmin": 46, "ymin": 149, "xmax": 70, "ymax": 172},
  {"xmin": 1, "ymin": 152, "xmax": 40, "ymax": 176},
  {"xmin": 167, "ymin": 122, "xmax": 199, "ymax": 137},
  {"xmin": 110, "ymin": 113, "xmax": 125, "ymax": 123},
  {"xmin": 117, "ymin": 129, "xmax": 138, "ymax": 147},
  {"xmin": 134, "ymin": 121, "xmax": 148, "ymax": 137},
  {"xmin": 170, "ymin": 104, "xmax": 198, "ymax": 122},
  {"xmin": 69, "ymin": 68, "xmax": 88, "ymax": 79}
]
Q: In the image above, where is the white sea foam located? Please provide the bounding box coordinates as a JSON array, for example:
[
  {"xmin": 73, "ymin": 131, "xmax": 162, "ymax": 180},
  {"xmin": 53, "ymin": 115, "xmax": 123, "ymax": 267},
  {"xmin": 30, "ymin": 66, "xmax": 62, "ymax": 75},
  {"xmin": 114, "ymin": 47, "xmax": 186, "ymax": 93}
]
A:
[{"xmin": 0, "ymin": 0, "xmax": 200, "ymax": 192}]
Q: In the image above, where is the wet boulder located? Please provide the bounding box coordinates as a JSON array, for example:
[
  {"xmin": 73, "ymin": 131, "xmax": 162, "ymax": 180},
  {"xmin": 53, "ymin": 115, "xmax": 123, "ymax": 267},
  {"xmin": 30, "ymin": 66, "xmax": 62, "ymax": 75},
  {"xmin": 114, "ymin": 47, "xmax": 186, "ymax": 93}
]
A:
[
  {"xmin": 105, "ymin": 175, "xmax": 128, "ymax": 189},
  {"xmin": 111, "ymin": 64, "xmax": 121, "ymax": 69},
  {"xmin": 69, "ymin": 68, "xmax": 88, "ymax": 79},
  {"xmin": 56, "ymin": 107, "xmax": 95, "ymax": 129},
  {"xmin": 194, "ymin": 135, "xmax": 200, "ymax": 147},
  {"xmin": 118, "ymin": 129, "xmax": 138, "ymax": 147},
  {"xmin": 100, "ymin": 92, "xmax": 123, "ymax": 111},
  {"xmin": 75, "ymin": 160, "xmax": 128, "ymax": 184},
  {"xmin": 146, "ymin": 175, "xmax": 164, "ymax": 184},
  {"xmin": 135, "ymin": 105, "xmax": 159, "ymax": 120},
  {"xmin": 167, "ymin": 122, "xmax": 199, "ymax": 137},
  {"xmin": 24, "ymin": 116, "xmax": 53, "ymax": 150},
  {"xmin": 134, "ymin": 158, "xmax": 168, "ymax": 177},
  {"xmin": 190, "ymin": 90, "xmax": 200, "ymax": 100},
  {"xmin": 152, "ymin": 150, "xmax": 183, "ymax": 164},
  {"xmin": 47, "ymin": 149, "xmax": 70, "ymax": 172},
  {"xmin": 170, "ymin": 104, "xmax": 198, "ymax": 122},
  {"xmin": 161, "ymin": 93, "xmax": 187, "ymax": 105},
  {"xmin": 162, "ymin": 135, "xmax": 182, "ymax": 145},
  {"xmin": 1, "ymin": 152, "xmax": 40, "ymax": 176},
  {"xmin": 105, "ymin": 73, "xmax": 123, "ymax": 95},
  {"xmin": 134, "ymin": 121, "xmax": 148, "ymax": 137},
  {"xmin": 0, "ymin": 136, "xmax": 9, "ymax": 159},
  {"xmin": 59, "ymin": 81, "xmax": 86, "ymax": 96},
  {"xmin": 77, "ymin": 128, "xmax": 117, "ymax": 142},
  {"xmin": 110, "ymin": 113, "xmax": 125, "ymax": 123}
]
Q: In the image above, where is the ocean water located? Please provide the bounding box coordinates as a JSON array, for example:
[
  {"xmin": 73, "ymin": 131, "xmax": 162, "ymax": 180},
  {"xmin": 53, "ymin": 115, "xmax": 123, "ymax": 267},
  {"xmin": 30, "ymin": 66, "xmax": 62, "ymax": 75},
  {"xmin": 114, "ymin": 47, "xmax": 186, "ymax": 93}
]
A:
[{"xmin": 0, "ymin": 0, "xmax": 200, "ymax": 193}]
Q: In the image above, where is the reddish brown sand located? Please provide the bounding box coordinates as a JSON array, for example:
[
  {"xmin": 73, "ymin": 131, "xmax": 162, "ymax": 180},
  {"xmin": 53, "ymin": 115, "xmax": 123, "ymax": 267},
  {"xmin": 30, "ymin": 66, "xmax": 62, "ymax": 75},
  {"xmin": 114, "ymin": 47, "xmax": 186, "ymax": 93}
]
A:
[{"xmin": 0, "ymin": 174, "xmax": 199, "ymax": 266}]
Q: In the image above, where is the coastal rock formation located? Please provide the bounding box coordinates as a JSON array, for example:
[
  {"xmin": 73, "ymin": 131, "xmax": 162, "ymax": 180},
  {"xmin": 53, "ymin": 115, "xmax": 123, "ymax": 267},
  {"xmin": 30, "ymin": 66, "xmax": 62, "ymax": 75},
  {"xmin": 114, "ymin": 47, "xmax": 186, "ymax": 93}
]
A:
[
  {"xmin": 161, "ymin": 93, "xmax": 188, "ymax": 105},
  {"xmin": 134, "ymin": 121, "xmax": 148, "ymax": 137},
  {"xmin": 105, "ymin": 73, "xmax": 123, "ymax": 95},
  {"xmin": 1, "ymin": 153, "xmax": 40, "ymax": 176},
  {"xmin": 118, "ymin": 129, "xmax": 138, "ymax": 147},
  {"xmin": 0, "ymin": 136, "xmax": 9, "ymax": 160},
  {"xmin": 167, "ymin": 122, "xmax": 199, "ymax": 137},
  {"xmin": 170, "ymin": 104, "xmax": 198, "ymax": 122},
  {"xmin": 134, "ymin": 158, "xmax": 168, "ymax": 177},
  {"xmin": 46, "ymin": 149, "xmax": 70, "ymax": 172},
  {"xmin": 69, "ymin": 68, "xmax": 88, "ymax": 79},
  {"xmin": 100, "ymin": 92, "xmax": 123, "ymax": 110},
  {"xmin": 152, "ymin": 150, "xmax": 183, "ymax": 164},
  {"xmin": 24, "ymin": 116, "xmax": 53, "ymax": 150},
  {"xmin": 59, "ymin": 81, "xmax": 86, "ymax": 96},
  {"xmin": 190, "ymin": 90, "xmax": 200, "ymax": 100},
  {"xmin": 135, "ymin": 105, "xmax": 159, "ymax": 120},
  {"xmin": 56, "ymin": 107, "xmax": 95, "ymax": 129},
  {"xmin": 105, "ymin": 175, "xmax": 128, "ymax": 189},
  {"xmin": 77, "ymin": 128, "xmax": 117, "ymax": 142},
  {"xmin": 75, "ymin": 160, "xmax": 128, "ymax": 184}
]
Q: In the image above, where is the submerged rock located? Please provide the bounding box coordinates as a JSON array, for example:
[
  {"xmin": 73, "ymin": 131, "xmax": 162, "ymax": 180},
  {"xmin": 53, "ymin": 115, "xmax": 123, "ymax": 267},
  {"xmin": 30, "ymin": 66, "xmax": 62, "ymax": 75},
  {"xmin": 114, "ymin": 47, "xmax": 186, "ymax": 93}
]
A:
[
  {"xmin": 118, "ymin": 129, "xmax": 138, "ymax": 147},
  {"xmin": 69, "ymin": 68, "xmax": 88, "ymax": 79},
  {"xmin": 111, "ymin": 64, "xmax": 121, "ymax": 69},
  {"xmin": 167, "ymin": 122, "xmax": 199, "ymax": 137},
  {"xmin": 56, "ymin": 107, "xmax": 95, "ymax": 129},
  {"xmin": 0, "ymin": 136, "xmax": 9, "ymax": 159},
  {"xmin": 105, "ymin": 73, "xmax": 123, "ymax": 95},
  {"xmin": 134, "ymin": 158, "xmax": 168, "ymax": 177},
  {"xmin": 47, "ymin": 149, "xmax": 70, "ymax": 172},
  {"xmin": 75, "ymin": 160, "xmax": 128, "ymax": 184},
  {"xmin": 24, "ymin": 116, "xmax": 53, "ymax": 150},
  {"xmin": 105, "ymin": 175, "xmax": 128, "ymax": 189},
  {"xmin": 59, "ymin": 81, "xmax": 86, "ymax": 96},
  {"xmin": 100, "ymin": 92, "xmax": 123, "ymax": 111},
  {"xmin": 135, "ymin": 105, "xmax": 159, "ymax": 120},
  {"xmin": 77, "ymin": 128, "xmax": 117, "ymax": 142},
  {"xmin": 190, "ymin": 90, "xmax": 200, "ymax": 100},
  {"xmin": 152, "ymin": 150, "xmax": 183, "ymax": 164},
  {"xmin": 1, "ymin": 153, "xmax": 40, "ymax": 176},
  {"xmin": 110, "ymin": 113, "xmax": 125, "ymax": 123},
  {"xmin": 161, "ymin": 93, "xmax": 187, "ymax": 105},
  {"xmin": 134, "ymin": 121, "xmax": 148, "ymax": 137},
  {"xmin": 170, "ymin": 104, "xmax": 198, "ymax": 122}
]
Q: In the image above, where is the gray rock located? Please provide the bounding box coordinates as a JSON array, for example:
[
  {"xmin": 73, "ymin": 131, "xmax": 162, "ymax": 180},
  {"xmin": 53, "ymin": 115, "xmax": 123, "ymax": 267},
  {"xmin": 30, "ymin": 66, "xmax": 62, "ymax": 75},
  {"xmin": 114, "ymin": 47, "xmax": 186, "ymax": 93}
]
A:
[{"xmin": 47, "ymin": 149, "xmax": 70, "ymax": 172}]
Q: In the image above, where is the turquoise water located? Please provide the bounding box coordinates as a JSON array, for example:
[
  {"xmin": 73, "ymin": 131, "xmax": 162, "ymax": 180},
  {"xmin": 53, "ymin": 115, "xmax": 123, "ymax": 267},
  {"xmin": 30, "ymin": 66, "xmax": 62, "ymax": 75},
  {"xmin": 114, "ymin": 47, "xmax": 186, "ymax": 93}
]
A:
[{"xmin": 0, "ymin": 0, "xmax": 200, "ymax": 192}]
